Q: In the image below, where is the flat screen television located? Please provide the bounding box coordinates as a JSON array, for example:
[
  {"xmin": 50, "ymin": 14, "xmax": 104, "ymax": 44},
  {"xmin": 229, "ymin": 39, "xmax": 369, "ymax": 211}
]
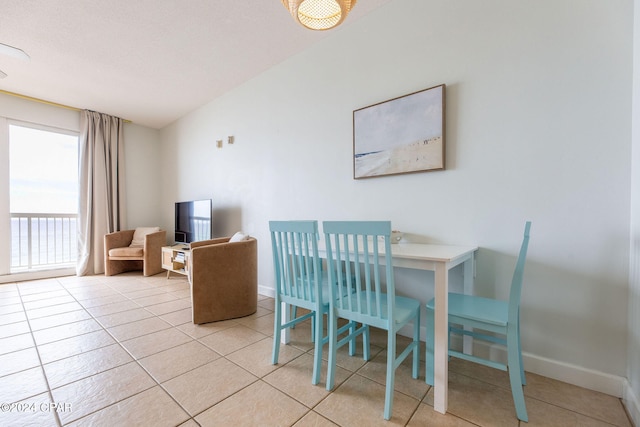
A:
[{"xmin": 174, "ymin": 199, "xmax": 212, "ymax": 244}]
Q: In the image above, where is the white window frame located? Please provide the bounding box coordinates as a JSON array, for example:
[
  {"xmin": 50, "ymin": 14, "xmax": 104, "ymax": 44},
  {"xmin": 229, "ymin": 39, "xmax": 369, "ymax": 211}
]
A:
[{"xmin": 0, "ymin": 119, "xmax": 79, "ymax": 282}]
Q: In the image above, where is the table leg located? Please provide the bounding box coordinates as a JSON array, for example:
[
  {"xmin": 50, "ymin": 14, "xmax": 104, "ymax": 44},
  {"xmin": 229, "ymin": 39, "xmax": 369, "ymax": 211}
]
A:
[
  {"xmin": 433, "ymin": 262, "xmax": 449, "ymax": 414},
  {"xmin": 463, "ymin": 255, "xmax": 475, "ymax": 354}
]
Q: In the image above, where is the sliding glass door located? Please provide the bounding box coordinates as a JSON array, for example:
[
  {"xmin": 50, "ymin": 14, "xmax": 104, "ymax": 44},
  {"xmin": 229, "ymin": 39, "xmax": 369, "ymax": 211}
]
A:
[{"xmin": 8, "ymin": 123, "xmax": 79, "ymax": 273}]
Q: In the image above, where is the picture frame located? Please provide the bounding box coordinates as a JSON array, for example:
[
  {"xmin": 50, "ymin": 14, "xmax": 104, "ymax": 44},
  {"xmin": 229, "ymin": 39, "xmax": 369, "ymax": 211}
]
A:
[{"xmin": 353, "ymin": 84, "xmax": 445, "ymax": 179}]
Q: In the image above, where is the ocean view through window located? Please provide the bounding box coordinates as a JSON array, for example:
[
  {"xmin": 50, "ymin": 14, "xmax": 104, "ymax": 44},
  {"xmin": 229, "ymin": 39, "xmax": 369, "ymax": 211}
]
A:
[{"xmin": 9, "ymin": 124, "xmax": 79, "ymax": 272}]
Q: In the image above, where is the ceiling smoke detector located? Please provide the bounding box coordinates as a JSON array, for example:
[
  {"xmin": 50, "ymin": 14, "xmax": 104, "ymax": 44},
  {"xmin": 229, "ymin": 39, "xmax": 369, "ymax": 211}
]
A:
[{"xmin": 0, "ymin": 42, "xmax": 30, "ymax": 79}]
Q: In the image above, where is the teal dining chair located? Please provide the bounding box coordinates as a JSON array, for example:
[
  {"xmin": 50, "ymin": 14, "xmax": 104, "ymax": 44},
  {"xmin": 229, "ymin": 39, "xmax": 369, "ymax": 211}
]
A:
[
  {"xmin": 323, "ymin": 221, "xmax": 421, "ymax": 420},
  {"xmin": 425, "ymin": 221, "xmax": 531, "ymax": 422},
  {"xmin": 270, "ymin": 220, "xmax": 361, "ymax": 385}
]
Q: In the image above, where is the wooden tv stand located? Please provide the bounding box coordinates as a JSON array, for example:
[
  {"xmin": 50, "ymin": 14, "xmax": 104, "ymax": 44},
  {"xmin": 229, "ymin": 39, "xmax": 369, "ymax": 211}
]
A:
[{"xmin": 161, "ymin": 245, "xmax": 191, "ymax": 279}]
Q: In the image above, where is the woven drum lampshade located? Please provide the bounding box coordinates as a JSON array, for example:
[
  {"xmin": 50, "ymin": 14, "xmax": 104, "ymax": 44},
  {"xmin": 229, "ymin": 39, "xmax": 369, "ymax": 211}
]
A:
[{"xmin": 281, "ymin": 0, "xmax": 358, "ymax": 31}]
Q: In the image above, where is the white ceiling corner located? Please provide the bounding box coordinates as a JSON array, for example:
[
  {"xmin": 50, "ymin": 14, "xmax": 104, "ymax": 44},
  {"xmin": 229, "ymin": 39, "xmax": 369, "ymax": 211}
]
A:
[{"xmin": 0, "ymin": 0, "xmax": 394, "ymax": 129}]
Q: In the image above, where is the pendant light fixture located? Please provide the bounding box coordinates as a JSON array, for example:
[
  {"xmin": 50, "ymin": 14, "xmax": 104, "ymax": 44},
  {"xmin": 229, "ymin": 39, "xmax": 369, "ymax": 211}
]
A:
[{"xmin": 281, "ymin": 0, "xmax": 357, "ymax": 31}]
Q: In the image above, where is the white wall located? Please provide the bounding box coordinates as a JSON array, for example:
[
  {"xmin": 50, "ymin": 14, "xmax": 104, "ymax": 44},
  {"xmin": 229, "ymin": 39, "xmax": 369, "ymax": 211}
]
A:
[
  {"xmin": 627, "ymin": 0, "xmax": 640, "ymax": 423},
  {"xmin": 122, "ymin": 124, "xmax": 162, "ymax": 229},
  {"xmin": 160, "ymin": 0, "xmax": 632, "ymax": 389}
]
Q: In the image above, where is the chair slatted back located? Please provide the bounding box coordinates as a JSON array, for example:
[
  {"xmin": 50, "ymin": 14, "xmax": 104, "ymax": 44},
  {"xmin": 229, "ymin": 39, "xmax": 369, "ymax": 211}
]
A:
[
  {"xmin": 269, "ymin": 221, "xmax": 323, "ymax": 308},
  {"xmin": 323, "ymin": 221, "xmax": 394, "ymax": 328},
  {"xmin": 508, "ymin": 221, "xmax": 531, "ymax": 323}
]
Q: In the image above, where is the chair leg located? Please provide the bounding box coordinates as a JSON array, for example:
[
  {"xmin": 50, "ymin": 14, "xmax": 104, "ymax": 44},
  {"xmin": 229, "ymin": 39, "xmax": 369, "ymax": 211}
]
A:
[
  {"xmin": 326, "ymin": 309, "xmax": 339, "ymax": 391},
  {"xmin": 363, "ymin": 324, "xmax": 370, "ymax": 361},
  {"xmin": 309, "ymin": 308, "xmax": 315, "ymax": 342},
  {"xmin": 384, "ymin": 331, "xmax": 396, "ymax": 420},
  {"xmin": 348, "ymin": 321, "xmax": 356, "ymax": 356},
  {"xmin": 507, "ymin": 327, "xmax": 528, "ymax": 422},
  {"xmin": 311, "ymin": 310, "xmax": 323, "ymax": 385},
  {"xmin": 517, "ymin": 319, "xmax": 526, "ymax": 385},
  {"xmin": 412, "ymin": 309, "xmax": 420, "ymax": 379},
  {"xmin": 292, "ymin": 306, "xmax": 297, "ymax": 330},
  {"xmin": 272, "ymin": 300, "xmax": 282, "ymax": 365},
  {"xmin": 425, "ymin": 306, "xmax": 434, "ymax": 385}
]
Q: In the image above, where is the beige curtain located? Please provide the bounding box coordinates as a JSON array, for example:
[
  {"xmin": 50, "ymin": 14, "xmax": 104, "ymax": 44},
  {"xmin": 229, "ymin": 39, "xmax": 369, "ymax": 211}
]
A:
[{"xmin": 76, "ymin": 110, "xmax": 126, "ymax": 276}]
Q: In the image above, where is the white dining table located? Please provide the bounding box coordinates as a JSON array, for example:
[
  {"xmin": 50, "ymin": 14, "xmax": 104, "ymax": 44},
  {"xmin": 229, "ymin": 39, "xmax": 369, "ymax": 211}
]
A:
[{"xmin": 278, "ymin": 239, "xmax": 478, "ymax": 414}]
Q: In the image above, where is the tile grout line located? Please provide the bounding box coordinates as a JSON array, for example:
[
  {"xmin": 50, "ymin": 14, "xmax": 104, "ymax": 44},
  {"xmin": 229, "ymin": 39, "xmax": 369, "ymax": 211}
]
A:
[
  {"xmin": 15, "ymin": 279, "xmax": 64, "ymax": 427},
  {"xmin": 180, "ymin": 322, "xmax": 278, "ymax": 422},
  {"xmin": 101, "ymin": 289, "xmax": 311, "ymax": 424},
  {"xmin": 8, "ymin": 276, "xmax": 632, "ymax": 427},
  {"xmin": 58, "ymin": 275, "xmax": 200, "ymax": 426},
  {"xmin": 105, "ymin": 276, "xmax": 214, "ymax": 425},
  {"xmin": 449, "ymin": 365, "xmax": 630, "ymax": 427},
  {"xmin": 49, "ymin": 277, "xmax": 148, "ymax": 426},
  {"xmin": 8, "ymin": 275, "xmax": 190, "ymax": 425},
  {"xmin": 2, "ymin": 298, "xmax": 301, "ymax": 427},
  {"xmin": 122, "ymin": 277, "xmax": 233, "ymax": 427},
  {"xmin": 0, "ymin": 284, "xmax": 544, "ymax": 426}
]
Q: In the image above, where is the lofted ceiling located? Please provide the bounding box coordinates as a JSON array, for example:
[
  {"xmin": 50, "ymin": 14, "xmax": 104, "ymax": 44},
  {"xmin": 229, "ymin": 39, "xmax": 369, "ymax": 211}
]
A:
[{"xmin": 0, "ymin": 0, "xmax": 393, "ymax": 129}]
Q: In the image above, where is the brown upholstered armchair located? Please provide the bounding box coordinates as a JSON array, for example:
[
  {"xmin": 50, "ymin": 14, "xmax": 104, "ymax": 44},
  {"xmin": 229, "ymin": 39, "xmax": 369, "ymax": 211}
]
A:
[
  {"xmin": 189, "ymin": 236, "xmax": 257, "ymax": 324},
  {"xmin": 104, "ymin": 228, "xmax": 166, "ymax": 276}
]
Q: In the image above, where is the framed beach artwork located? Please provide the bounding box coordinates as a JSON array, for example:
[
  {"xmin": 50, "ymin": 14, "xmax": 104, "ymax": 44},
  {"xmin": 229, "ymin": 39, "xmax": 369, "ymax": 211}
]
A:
[{"xmin": 353, "ymin": 84, "xmax": 445, "ymax": 179}]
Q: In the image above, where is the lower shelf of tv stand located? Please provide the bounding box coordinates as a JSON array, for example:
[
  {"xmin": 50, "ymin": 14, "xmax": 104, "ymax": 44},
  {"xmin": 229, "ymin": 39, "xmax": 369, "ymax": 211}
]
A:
[{"xmin": 161, "ymin": 245, "xmax": 190, "ymax": 279}]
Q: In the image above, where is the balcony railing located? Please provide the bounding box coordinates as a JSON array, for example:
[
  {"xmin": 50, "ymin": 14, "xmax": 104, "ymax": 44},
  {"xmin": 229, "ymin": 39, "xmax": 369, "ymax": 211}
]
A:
[
  {"xmin": 192, "ymin": 217, "xmax": 211, "ymax": 242},
  {"xmin": 11, "ymin": 213, "xmax": 78, "ymax": 272}
]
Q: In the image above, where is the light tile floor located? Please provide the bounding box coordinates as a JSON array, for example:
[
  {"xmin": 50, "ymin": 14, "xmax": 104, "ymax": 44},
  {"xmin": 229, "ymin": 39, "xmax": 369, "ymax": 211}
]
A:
[{"xmin": 0, "ymin": 273, "xmax": 633, "ymax": 427}]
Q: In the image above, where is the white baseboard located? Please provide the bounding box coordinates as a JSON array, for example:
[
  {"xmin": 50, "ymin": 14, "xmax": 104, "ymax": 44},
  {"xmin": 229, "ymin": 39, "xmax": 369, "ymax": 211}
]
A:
[
  {"xmin": 396, "ymin": 323, "xmax": 629, "ymax": 399},
  {"xmin": 0, "ymin": 268, "xmax": 75, "ymax": 284},
  {"xmin": 260, "ymin": 289, "xmax": 636, "ymax": 422},
  {"xmin": 522, "ymin": 352, "xmax": 625, "ymax": 398},
  {"xmin": 624, "ymin": 382, "xmax": 640, "ymax": 427},
  {"xmin": 457, "ymin": 337, "xmax": 638, "ymax": 424},
  {"xmin": 258, "ymin": 285, "xmax": 275, "ymax": 298}
]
